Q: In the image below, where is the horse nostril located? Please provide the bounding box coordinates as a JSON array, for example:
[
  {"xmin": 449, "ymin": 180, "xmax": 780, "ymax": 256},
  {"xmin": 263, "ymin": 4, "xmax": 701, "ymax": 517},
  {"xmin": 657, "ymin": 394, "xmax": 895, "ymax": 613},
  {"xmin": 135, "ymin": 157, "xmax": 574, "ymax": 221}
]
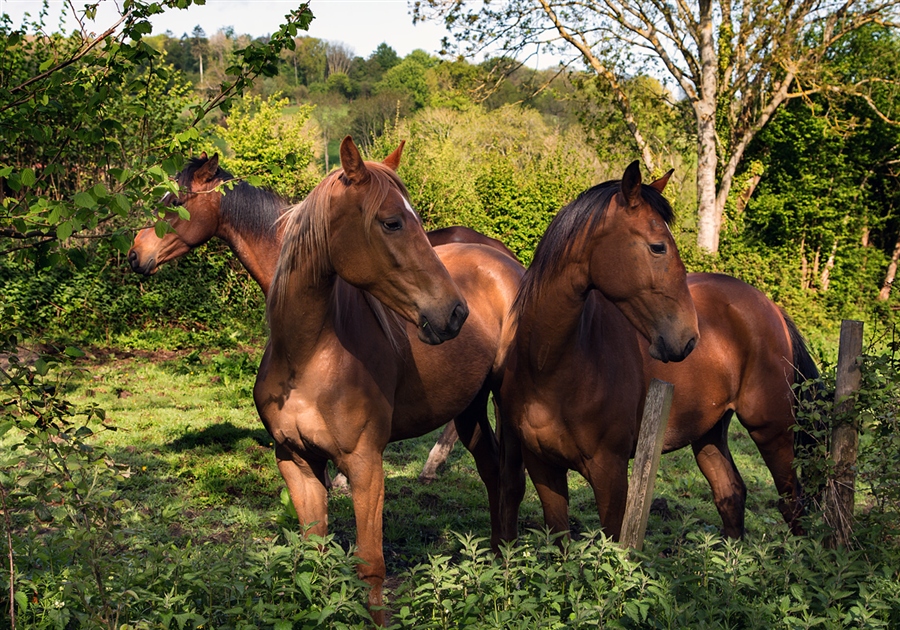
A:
[
  {"xmin": 683, "ymin": 337, "xmax": 697, "ymax": 358},
  {"xmin": 127, "ymin": 250, "xmax": 139, "ymax": 269},
  {"xmin": 448, "ymin": 302, "xmax": 468, "ymax": 333}
]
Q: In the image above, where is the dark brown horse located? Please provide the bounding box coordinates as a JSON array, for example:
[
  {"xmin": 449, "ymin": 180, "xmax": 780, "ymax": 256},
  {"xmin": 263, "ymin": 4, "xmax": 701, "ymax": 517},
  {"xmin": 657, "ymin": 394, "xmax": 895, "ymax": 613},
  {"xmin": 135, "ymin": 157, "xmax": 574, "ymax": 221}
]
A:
[
  {"xmin": 496, "ymin": 164, "xmax": 699, "ymax": 542},
  {"xmin": 255, "ymin": 137, "xmax": 524, "ymax": 623},
  {"xmin": 127, "ymin": 151, "xmax": 516, "ymax": 292},
  {"xmin": 422, "ymin": 272, "xmax": 819, "ymax": 537}
]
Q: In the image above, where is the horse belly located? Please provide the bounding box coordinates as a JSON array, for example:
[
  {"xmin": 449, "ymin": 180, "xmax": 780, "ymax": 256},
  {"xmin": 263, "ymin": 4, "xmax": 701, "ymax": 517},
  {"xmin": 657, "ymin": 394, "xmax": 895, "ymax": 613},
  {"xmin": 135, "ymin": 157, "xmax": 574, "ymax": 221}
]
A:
[{"xmin": 390, "ymin": 316, "xmax": 496, "ymax": 440}]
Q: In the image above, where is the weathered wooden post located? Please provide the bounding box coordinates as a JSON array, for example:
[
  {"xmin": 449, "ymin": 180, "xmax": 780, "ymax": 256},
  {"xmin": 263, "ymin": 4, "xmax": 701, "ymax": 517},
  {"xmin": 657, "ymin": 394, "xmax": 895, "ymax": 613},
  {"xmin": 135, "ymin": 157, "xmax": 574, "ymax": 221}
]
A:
[
  {"xmin": 622, "ymin": 379, "xmax": 674, "ymax": 551},
  {"xmin": 825, "ymin": 319, "xmax": 864, "ymax": 548}
]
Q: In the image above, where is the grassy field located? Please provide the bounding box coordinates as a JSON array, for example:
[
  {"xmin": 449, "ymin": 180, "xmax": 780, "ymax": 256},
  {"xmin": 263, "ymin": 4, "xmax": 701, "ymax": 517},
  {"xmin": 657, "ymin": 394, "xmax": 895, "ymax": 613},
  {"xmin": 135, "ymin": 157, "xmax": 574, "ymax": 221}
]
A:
[
  {"xmin": 71, "ymin": 345, "xmax": 788, "ymax": 559},
  {"xmin": 4, "ymin": 341, "xmax": 900, "ymax": 628}
]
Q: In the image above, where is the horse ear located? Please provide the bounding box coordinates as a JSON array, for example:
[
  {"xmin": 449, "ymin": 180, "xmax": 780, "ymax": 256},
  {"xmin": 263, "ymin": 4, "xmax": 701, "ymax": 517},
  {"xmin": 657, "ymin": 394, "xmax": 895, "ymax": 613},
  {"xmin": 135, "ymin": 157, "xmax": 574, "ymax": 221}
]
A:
[
  {"xmin": 199, "ymin": 151, "xmax": 208, "ymax": 160},
  {"xmin": 382, "ymin": 140, "xmax": 406, "ymax": 171},
  {"xmin": 649, "ymin": 169, "xmax": 674, "ymax": 193},
  {"xmin": 340, "ymin": 136, "xmax": 369, "ymax": 184},
  {"xmin": 196, "ymin": 153, "xmax": 219, "ymax": 183},
  {"xmin": 620, "ymin": 160, "xmax": 643, "ymax": 208}
]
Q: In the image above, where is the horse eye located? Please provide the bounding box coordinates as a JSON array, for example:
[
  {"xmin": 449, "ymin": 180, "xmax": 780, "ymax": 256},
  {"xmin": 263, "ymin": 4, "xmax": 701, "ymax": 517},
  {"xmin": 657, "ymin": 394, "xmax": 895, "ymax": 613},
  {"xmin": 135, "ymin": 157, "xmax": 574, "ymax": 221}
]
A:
[
  {"xmin": 650, "ymin": 242, "xmax": 667, "ymax": 255},
  {"xmin": 382, "ymin": 219, "xmax": 403, "ymax": 232}
]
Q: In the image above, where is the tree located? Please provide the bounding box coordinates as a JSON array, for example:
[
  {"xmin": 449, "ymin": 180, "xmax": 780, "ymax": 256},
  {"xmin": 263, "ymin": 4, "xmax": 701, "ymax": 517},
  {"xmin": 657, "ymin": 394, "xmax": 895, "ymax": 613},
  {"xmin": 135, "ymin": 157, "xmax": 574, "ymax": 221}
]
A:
[
  {"xmin": 213, "ymin": 94, "xmax": 319, "ymax": 199},
  {"xmin": 376, "ymin": 49, "xmax": 438, "ymax": 109},
  {"xmin": 325, "ymin": 41, "xmax": 354, "ymax": 76},
  {"xmin": 0, "ymin": 1, "xmax": 314, "ymax": 265},
  {"xmin": 416, "ymin": 0, "xmax": 900, "ymax": 253}
]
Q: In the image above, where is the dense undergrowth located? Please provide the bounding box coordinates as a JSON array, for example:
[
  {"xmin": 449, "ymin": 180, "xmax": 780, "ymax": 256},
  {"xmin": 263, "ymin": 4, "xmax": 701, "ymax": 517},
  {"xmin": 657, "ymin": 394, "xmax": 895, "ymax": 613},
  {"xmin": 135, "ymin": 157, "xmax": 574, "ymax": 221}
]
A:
[{"xmin": 2, "ymin": 324, "xmax": 900, "ymax": 628}]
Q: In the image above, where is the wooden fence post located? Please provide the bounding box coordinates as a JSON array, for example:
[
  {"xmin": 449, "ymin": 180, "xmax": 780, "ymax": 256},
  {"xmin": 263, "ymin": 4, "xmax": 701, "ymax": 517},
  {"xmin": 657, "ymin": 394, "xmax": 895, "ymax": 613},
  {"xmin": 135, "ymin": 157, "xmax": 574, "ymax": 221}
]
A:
[
  {"xmin": 825, "ymin": 319, "xmax": 864, "ymax": 548},
  {"xmin": 622, "ymin": 379, "xmax": 674, "ymax": 551}
]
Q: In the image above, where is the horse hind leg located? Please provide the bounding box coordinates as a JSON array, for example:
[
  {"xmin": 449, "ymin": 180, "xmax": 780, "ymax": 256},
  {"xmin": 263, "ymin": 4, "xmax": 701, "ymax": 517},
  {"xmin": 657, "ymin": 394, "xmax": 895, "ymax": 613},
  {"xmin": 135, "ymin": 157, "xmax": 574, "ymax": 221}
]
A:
[
  {"xmin": 691, "ymin": 412, "xmax": 747, "ymax": 538},
  {"xmin": 419, "ymin": 421, "xmax": 459, "ymax": 483},
  {"xmin": 745, "ymin": 422, "xmax": 805, "ymax": 535},
  {"xmin": 453, "ymin": 386, "xmax": 503, "ymax": 549}
]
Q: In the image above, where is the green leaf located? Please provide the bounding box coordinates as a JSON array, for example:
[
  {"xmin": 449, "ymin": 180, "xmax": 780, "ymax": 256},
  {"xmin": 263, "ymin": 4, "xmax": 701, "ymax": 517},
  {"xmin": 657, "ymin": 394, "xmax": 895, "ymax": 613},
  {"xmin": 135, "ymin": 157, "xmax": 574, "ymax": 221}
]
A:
[
  {"xmin": 56, "ymin": 220, "xmax": 73, "ymax": 240},
  {"xmin": 73, "ymin": 191, "xmax": 96, "ymax": 208},
  {"xmin": 14, "ymin": 591, "xmax": 27, "ymax": 613},
  {"xmin": 20, "ymin": 167, "xmax": 36, "ymax": 186},
  {"xmin": 64, "ymin": 346, "xmax": 85, "ymax": 358},
  {"xmin": 34, "ymin": 358, "xmax": 49, "ymax": 376},
  {"xmin": 154, "ymin": 220, "xmax": 169, "ymax": 239}
]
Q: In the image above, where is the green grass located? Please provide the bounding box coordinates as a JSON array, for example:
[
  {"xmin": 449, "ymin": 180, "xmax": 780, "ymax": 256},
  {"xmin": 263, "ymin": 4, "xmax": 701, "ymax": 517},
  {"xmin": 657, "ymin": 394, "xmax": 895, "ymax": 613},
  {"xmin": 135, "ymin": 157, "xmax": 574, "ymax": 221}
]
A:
[
  {"xmin": 65, "ymin": 347, "xmax": 793, "ymax": 563},
  {"xmin": 4, "ymin": 345, "xmax": 900, "ymax": 628}
]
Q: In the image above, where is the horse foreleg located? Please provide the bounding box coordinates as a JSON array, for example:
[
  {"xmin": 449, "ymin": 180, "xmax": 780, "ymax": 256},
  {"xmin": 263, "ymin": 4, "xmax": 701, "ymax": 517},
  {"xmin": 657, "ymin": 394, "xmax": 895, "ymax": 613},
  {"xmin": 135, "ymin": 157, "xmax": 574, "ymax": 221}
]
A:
[
  {"xmin": 691, "ymin": 414, "xmax": 747, "ymax": 538},
  {"xmin": 276, "ymin": 445, "xmax": 329, "ymax": 538},
  {"xmin": 344, "ymin": 451, "xmax": 388, "ymax": 626},
  {"xmin": 582, "ymin": 451, "xmax": 629, "ymax": 541},
  {"xmin": 453, "ymin": 388, "xmax": 502, "ymax": 549},
  {"xmin": 497, "ymin": 418, "xmax": 526, "ymax": 544},
  {"xmin": 419, "ymin": 422, "xmax": 458, "ymax": 483},
  {"xmin": 524, "ymin": 451, "xmax": 571, "ymax": 539}
]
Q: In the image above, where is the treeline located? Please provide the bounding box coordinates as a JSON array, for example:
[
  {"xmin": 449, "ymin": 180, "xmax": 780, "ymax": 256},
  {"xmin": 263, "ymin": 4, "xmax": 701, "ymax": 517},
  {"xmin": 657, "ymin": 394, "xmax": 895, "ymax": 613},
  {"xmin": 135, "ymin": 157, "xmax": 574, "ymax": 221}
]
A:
[{"xmin": 2, "ymin": 11, "xmax": 900, "ymax": 352}]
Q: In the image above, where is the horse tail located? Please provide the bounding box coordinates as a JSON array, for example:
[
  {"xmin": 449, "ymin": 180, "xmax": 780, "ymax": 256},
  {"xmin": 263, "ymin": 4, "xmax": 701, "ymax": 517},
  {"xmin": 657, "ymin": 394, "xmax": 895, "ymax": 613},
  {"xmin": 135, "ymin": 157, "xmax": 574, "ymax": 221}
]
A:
[{"xmin": 782, "ymin": 308, "xmax": 827, "ymax": 502}]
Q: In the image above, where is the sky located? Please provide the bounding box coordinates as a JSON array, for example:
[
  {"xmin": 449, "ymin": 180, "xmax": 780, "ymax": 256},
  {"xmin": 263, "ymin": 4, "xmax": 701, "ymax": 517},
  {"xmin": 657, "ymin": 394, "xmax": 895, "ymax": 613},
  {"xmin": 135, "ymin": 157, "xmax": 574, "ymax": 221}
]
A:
[{"xmin": 0, "ymin": 0, "xmax": 454, "ymax": 59}]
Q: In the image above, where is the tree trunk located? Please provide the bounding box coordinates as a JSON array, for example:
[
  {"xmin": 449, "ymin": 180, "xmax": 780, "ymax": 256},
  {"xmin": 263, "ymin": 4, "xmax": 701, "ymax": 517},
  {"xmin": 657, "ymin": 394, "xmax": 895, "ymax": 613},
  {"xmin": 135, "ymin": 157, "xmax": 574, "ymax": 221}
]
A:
[
  {"xmin": 821, "ymin": 240, "xmax": 838, "ymax": 292},
  {"xmin": 695, "ymin": 0, "xmax": 720, "ymax": 253},
  {"xmin": 878, "ymin": 233, "xmax": 900, "ymax": 300},
  {"xmin": 734, "ymin": 174, "xmax": 761, "ymax": 215}
]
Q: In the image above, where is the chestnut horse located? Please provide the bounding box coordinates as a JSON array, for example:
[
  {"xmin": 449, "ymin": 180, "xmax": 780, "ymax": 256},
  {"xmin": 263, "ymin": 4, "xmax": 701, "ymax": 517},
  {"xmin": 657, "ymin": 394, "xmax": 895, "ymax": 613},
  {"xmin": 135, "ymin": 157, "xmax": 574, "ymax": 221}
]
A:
[
  {"xmin": 423, "ymin": 272, "xmax": 819, "ymax": 537},
  {"xmin": 496, "ymin": 163, "xmax": 699, "ymax": 542},
  {"xmin": 127, "ymin": 151, "xmax": 516, "ymax": 292},
  {"xmin": 255, "ymin": 137, "xmax": 523, "ymax": 623}
]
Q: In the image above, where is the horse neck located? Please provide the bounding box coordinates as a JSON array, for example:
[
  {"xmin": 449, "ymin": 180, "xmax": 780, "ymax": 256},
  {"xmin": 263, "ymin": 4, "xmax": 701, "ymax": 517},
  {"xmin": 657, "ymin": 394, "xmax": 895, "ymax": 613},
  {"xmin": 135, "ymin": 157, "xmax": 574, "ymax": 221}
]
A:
[
  {"xmin": 218, "ymin": 217, "xmax": 285, "ymax": 297},
  {"xmin": 267, "ymin": 263, "xmax": 339, "ymax": 361},
  {"xmin": 513, "ymin": 255, "xmax": 595, "ymax": 372}
]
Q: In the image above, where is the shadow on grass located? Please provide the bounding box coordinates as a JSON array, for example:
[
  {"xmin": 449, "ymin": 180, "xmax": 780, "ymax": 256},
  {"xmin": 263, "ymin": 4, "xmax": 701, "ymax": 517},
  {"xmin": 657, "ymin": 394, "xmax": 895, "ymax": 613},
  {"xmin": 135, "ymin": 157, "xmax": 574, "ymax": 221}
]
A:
[{"xmin": 169, "ymin": 421, "xmax": 272, "ymax": 452}]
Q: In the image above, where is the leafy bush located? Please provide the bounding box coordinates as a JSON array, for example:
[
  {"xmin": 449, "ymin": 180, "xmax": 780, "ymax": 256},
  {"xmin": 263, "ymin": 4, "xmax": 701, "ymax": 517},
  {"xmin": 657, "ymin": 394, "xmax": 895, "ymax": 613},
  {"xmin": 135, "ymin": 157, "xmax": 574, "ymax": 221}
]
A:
[
  {"xmin": 390, "ymin": 529, "xmax": 900, "ymax": 629},
  {"xmin": 0, "ymin": 239, "xmax": 266, "ymax": 349},
  {"xmin": 372, "ymin": 105, "xmax": 607, "ymax": 264},
  {"xmin": 211, "ymin": 94, "xmax": 321, "ymax": 200}
]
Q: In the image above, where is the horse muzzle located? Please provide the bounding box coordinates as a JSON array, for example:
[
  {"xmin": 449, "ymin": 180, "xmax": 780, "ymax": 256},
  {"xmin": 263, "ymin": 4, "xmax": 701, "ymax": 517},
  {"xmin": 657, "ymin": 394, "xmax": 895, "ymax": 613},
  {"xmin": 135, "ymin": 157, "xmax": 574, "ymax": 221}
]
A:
[
  {"xmin": 649, "ymin": 334, "xmax": 697, "ymax": 363},
  {"xmin": 417, "ymin": 301, "xmax": 468, "ymax": 345},
  {"xmin": 127, "ymin": 249, "xmax": 158, "ymax": 276}
]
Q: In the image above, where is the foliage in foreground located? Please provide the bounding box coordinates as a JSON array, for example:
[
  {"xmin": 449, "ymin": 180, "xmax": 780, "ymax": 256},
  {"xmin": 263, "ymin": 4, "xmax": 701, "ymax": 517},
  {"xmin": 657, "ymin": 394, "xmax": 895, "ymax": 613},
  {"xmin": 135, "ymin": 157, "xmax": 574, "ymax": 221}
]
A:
[
  {"xmin": 391, "ymin": 529, "xmax": 900, "ymax": 630},
  {"xmin": 3, "ymin": 333, "xmax": 900, "ymax": 628}
]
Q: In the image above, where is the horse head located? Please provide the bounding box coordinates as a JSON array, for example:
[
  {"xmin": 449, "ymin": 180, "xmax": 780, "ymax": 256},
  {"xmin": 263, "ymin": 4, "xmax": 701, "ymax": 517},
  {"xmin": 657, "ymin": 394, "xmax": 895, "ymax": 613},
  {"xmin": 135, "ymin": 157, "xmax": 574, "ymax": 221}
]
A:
[
  {"xmin": 127, "ymin": 153, "xmax": 225, "ymax": 275},
  {"xmin": 273, "ymin": 136, "xmax": 468, "ymax": 344},
  {"xmin": 588, "ymin": 161, "xmax": 698, "ymax": 362}
]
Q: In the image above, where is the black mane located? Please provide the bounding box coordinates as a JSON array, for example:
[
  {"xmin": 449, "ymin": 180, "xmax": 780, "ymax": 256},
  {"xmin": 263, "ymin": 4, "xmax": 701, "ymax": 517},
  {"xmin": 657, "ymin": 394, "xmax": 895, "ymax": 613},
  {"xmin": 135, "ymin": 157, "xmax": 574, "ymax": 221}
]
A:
[
  {"xmin": 179, "ymin": 157, "xmax": 290, "ymax": 237},
  {"xmin": 513, "ymin": 179, "xmax": 675, "ymax": 317}
]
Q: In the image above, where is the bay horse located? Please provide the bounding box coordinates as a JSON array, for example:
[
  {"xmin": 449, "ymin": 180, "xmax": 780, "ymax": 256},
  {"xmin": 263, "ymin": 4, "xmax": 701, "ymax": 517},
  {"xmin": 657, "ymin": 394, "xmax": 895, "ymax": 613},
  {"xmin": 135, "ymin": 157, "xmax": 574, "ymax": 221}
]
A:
[
  {"xmin": 127, "ymin": 151, "xmax": 516, "ymax": 293},
  {"xmin": 422, "ymin": 272, "xmax": 819, "ymax": 537},
  {"xmin": 254, "ymin": 137, "xmax": 524, "ymax": 623},
  {"xmin": 641, "ymin": 272, "xmax": 820, "ymax": 537},
  {"xmin": 496, "ymin": 163, "xmax": 699, "ymax": 542}
]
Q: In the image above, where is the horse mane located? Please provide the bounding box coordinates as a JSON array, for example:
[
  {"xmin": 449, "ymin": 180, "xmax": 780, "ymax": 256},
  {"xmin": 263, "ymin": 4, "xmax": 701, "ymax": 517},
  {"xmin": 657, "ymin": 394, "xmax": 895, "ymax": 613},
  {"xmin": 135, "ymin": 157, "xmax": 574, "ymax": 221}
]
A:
[
  {"xmin": 179, "ymin": 156, "xmax": 290, "ymax": 237},
  {"xmin": 512, "ymin": 179, "xmax": 675, "ymax": 319},
  {"xmin": 268, "ymin": 162, "xmax": 412, "ymax": 351}
]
